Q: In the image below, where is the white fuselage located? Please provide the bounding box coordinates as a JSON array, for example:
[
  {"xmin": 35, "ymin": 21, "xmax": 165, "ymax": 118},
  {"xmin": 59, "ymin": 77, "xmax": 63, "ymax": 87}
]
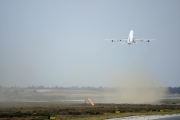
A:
[{"xmin": 128, "ymin": 30, "xmax": 134, "ymax": 44}]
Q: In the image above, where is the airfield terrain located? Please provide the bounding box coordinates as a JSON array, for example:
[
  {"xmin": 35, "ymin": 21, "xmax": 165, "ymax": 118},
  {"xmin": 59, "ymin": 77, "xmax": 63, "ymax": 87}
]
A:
[
  {"xmin": 0, "ymin": 88, "xmax": 180, "ymax": 119},
  {"xmin": 0, "ymin": 103, "xmax": 180, "ymax": 120}
]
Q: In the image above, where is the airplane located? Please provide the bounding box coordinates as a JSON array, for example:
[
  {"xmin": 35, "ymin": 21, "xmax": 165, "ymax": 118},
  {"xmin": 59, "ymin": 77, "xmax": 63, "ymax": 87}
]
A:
[{"xmin": 105, "ymin": 30, "xmax": 155, "ymax": 45}]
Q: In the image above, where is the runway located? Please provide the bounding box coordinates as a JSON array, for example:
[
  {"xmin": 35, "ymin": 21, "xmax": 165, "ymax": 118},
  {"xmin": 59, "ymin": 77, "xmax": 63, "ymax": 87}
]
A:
[{"xmin": 107, "ymin": 114, "xmax": 180, "ymax": 120}]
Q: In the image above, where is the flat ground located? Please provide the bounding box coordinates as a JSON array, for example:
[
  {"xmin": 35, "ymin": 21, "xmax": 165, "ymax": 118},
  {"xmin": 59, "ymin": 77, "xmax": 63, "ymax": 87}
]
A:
[
  {"xmin": 0, "ymin": 102, "xmax": 180, "ymax": 120},
  {"xmin": 0, "ymin": 88, "xmax": 180, "ymax": 119}
]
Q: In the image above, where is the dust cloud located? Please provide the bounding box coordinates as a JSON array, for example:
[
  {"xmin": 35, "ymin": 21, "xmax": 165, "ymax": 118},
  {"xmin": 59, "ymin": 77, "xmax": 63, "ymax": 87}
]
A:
[
  {"xmin": 105, "ymin": 70, "xmax": 168, "ymax": 104},
  {"xmin": 101, "ymin": 46, "xmax": 168, "ymax": 104}
]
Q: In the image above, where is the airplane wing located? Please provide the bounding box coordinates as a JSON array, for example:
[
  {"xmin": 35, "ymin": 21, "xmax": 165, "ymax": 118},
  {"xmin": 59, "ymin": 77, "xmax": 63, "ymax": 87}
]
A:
[
  {"xmin": 105, "ymin": 39, "xmax": 128, "ymax": 43},
  {"xmin": 134, "ymin": 39, "xmax": 155, "ymax": 43}
]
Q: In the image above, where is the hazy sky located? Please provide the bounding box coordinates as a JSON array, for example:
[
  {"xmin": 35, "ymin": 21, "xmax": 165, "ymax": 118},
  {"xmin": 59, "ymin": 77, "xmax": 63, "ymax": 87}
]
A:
[{"xmin": 0, "ymin": 0, "xmax": 180, "ymax": 87}]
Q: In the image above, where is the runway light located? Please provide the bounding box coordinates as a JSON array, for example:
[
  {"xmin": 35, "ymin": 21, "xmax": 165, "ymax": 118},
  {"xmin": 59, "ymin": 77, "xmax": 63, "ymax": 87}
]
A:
[{"xmin": 48, "ymin": 115, "xmax": 56, "ymax": 120}]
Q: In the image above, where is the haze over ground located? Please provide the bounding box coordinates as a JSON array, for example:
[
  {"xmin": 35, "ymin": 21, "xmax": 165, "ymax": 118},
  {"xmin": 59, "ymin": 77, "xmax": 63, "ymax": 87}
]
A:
[{"xmin": 0, "ymin": 0, "xmax": 180, "ymax": 88}]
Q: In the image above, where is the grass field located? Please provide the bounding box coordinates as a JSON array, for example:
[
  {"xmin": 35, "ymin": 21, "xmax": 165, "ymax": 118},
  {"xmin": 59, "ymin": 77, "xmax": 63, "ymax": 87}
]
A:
[
  {"xmin": 0, "ymin": 103, "xmax": 180, "ymax": 120},
  {"xmin": 0, "ymin": 88, "xmax": 180, "ymax": 119}
]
